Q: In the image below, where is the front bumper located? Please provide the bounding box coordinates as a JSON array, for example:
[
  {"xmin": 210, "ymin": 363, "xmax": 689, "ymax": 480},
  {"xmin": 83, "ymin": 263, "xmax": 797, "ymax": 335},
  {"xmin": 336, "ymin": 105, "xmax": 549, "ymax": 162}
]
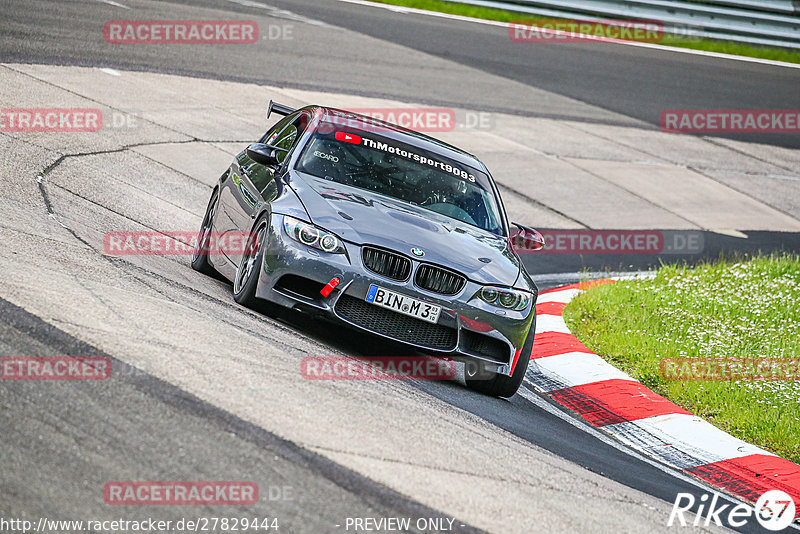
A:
[{"xmin": 256, "ymin": 214, "xmax": 535, "ymax": 376}]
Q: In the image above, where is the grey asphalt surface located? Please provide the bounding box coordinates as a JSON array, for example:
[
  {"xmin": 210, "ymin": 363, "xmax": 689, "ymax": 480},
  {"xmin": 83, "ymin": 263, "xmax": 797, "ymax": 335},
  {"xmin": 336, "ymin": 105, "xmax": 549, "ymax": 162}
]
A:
[
  {"xmin": 2, "ymin": 63, "xmax": 701, "ymax": 531},
  {"xmin": 231, "ymin": 0, "xmax": 800, "ymax": 148},
  {"xmin": 0, "ymin": 298, "xmax": 482, "ymax": 534},
  {"xmin": 1, "ymin": 1, "xmax": 797, "ymax": 533},
  {"xmin": 2, "ymin": 0, "xmax": 799, "ymax": 147}
]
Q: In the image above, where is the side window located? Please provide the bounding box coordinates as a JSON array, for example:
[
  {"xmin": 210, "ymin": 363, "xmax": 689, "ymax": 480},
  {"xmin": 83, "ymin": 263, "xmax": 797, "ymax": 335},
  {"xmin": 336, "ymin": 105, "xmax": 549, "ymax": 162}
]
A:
[
  {"xmin": 259, "ymin": 113, "xmax": 293, "ymax": 144},
  {"xmin": 240, "ymin": 112, "xmax": 308, "ymax": 200},
  {"xmin": 273, "ymin": 124, "xmax": 298, "ymax": 154},
  {"xmin": 271, "ymin": 113, "xmax": 310, "ymax": 163}
]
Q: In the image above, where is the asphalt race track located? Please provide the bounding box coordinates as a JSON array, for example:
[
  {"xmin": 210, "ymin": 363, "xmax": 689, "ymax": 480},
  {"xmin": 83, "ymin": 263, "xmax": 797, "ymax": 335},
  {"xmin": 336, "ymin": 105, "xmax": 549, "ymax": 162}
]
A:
[
  {"xmin": 1, "ymin": 1, "xmax": 799, "ymax": 533},
  {"xmin": 5, "ymin": 0, "xmax": 800, "ymax": 148}
]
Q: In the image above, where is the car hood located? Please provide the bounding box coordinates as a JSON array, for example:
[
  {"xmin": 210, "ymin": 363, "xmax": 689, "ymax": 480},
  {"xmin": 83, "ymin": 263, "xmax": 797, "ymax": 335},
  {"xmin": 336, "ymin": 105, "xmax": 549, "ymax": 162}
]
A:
[{"xmin": 288, "ymin": 171, "xmax": 520, "ymax": 285}]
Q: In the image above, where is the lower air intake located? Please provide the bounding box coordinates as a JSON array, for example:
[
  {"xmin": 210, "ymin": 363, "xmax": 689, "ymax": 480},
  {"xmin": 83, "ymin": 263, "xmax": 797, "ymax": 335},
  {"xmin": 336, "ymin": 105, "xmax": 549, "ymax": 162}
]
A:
[{"xmin": 335, "ymin": 295, "xmax": 456, "ymax": 350}]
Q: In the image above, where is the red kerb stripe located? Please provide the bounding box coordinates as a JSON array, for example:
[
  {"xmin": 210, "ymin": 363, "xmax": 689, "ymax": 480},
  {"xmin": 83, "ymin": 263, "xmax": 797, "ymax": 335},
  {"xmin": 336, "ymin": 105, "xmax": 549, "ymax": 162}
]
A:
[
  {"xmin": 536, "ymin": 302, "xmax": 567, "ymax": 316},
  {"xmin": 549, "ymin": 379, "xmax": 691, "ymax": 426},
  {"xmin": 687, "ymin": 454, "xmax": 800, "ymax": 516},
  {"xmin": 532, "ymin": 331, "xmax": 593, "ymax": 359}
]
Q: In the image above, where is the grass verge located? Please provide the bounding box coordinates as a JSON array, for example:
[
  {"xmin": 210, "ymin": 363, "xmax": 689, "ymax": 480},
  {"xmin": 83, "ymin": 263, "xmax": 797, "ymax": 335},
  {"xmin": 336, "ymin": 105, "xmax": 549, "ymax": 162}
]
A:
[
  {"xmin": 371, "ymin": 0, "xmax": 800, "ymax": 64},
  {"xmin": 563, "ymin": 255, "xmax": 800, "ymax": 463}
]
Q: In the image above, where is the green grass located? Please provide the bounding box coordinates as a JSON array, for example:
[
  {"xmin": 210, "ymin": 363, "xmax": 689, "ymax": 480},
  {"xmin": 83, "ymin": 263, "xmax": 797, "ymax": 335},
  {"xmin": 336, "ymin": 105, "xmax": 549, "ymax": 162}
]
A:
[
  {"xmin": 372, "ymin": 0, "xmax": 800, "ymax": 64},
  {"xmin": 563, "ymin": 255, "xmax": 800, "ymax": 463}
]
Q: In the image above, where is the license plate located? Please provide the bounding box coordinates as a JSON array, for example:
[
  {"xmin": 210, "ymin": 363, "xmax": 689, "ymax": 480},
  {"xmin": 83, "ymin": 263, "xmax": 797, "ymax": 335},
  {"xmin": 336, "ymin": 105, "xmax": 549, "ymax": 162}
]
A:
[{"xmin": 365, "ymin": 285, "xmax": 441, "ymax": 324}]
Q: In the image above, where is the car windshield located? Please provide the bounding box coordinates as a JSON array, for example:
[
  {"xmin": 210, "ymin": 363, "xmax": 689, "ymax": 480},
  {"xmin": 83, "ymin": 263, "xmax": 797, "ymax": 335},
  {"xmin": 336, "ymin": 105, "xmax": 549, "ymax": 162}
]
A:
[{"xmin": 294, "ymin": 125, "xmax": 504, "ymax": 235}]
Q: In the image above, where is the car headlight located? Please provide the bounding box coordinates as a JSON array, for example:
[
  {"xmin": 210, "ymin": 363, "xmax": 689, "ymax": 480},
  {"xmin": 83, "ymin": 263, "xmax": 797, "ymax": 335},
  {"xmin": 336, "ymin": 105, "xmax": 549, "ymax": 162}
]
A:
[
  {"xmin": 283, "ymin": 216, "xmax": 346, "ymax": 254},
  {"xmin": 477, "ymin": 286, "xmax": 531, "ymax": 311}
]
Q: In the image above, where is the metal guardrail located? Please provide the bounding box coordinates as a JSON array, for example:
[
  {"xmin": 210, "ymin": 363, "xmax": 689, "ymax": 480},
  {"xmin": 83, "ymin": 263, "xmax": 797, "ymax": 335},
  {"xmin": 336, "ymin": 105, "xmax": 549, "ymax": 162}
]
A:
[
  {"xmin": 452, "ymin": 0, "xmax": 800, "ymax": 49},
  {"xmin": 698, "ymin": 0, "xmax": 797, "ymax": 15}
]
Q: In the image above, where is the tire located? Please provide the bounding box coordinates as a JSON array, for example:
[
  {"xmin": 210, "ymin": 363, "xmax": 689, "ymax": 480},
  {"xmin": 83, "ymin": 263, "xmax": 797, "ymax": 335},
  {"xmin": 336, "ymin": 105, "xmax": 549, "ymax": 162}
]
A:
[
  {"xmin": 191, "ymin": 189, "xmax": 220, "ymax": 277},
  {"xmin": 232, "ymin": 214, "xmax": 278, "ymax": 316},
  {"xmin": 465, "ymin": 315, "xmax": 536, "ymax": 398}
]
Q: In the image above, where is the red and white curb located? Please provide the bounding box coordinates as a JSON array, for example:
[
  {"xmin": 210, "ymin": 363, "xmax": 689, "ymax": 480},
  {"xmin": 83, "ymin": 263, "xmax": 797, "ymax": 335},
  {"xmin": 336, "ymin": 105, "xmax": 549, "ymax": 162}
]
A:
[{"xmin": 527, "ymin": 279, "xmax": 800, "ymax": 514}]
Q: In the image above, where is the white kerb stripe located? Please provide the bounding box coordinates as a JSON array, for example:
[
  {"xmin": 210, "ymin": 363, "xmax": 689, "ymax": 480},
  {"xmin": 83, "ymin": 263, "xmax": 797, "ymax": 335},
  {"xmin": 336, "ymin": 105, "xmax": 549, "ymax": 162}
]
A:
[
  {"xmin": 537, "ymin": 288, "xmax": 581, "ymax": 305},
  {"xmin": 536, "ymin": 314, "xmax": 571, "ymax": 334},
  {"xmin": 536, "ymin": 352, "xmax": 634, "ymax": 390},
  {"xmin": 605, "ymin": 413, "xmax": 774, "ymax": 468}
]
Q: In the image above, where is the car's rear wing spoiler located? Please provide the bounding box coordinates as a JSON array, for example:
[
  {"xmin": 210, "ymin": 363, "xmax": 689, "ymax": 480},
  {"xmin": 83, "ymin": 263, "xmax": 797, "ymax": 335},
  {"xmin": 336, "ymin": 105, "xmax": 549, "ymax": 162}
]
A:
[{"xmin": 267, "ymin": 100, "xmax": 296, "ymax": 119}]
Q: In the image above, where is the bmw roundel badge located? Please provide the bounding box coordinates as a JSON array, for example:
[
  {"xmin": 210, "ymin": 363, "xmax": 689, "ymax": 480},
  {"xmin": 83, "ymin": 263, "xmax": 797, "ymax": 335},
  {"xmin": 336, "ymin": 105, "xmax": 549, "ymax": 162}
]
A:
[{"xmin": 411, "ymin": 247, "xmax": 424, "ymax": 257}]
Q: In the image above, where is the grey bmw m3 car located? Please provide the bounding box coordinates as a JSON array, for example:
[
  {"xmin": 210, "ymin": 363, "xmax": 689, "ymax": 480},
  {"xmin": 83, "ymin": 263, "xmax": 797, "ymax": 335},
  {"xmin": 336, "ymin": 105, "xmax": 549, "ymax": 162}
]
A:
[{"xmin": 192, "ymin": 101, "xmax": 545, "ymax": 398}]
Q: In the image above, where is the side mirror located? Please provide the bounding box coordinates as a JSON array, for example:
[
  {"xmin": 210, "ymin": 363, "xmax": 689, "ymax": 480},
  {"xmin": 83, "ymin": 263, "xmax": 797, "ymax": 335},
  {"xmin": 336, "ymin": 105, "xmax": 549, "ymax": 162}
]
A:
[
  {"xmin": 509, "ymin": 222, "xmax": 546, "ymax": 253},
  {"xmin": 246, "ymin": 143, "xmax": 281, "ymax": 167}
]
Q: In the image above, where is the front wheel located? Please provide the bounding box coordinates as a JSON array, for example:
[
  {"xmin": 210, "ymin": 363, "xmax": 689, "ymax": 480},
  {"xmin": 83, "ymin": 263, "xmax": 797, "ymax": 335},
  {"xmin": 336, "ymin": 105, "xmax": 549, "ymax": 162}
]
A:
[
  {"xmin": 465, "ymin": 316, "xmax": 535, "ymax": 398},
  {"xmin": 233, "ymin": 214, "xmax": 279, "ymax": 316}
]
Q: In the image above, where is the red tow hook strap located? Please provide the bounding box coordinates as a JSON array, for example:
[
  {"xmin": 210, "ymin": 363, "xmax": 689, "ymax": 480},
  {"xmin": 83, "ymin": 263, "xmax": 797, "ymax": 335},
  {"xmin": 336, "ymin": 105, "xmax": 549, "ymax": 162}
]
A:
[{"xmin": 320, "ymin": 277, "xmax": 341, "ymax": 297}]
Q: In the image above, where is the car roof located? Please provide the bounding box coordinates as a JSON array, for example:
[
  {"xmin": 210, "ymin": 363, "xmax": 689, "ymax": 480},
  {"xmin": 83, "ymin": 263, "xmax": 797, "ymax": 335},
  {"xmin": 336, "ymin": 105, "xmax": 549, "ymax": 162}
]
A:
[{"xmin": 303, "ymin": 106, "xmax": 490, "ymax": 174}]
